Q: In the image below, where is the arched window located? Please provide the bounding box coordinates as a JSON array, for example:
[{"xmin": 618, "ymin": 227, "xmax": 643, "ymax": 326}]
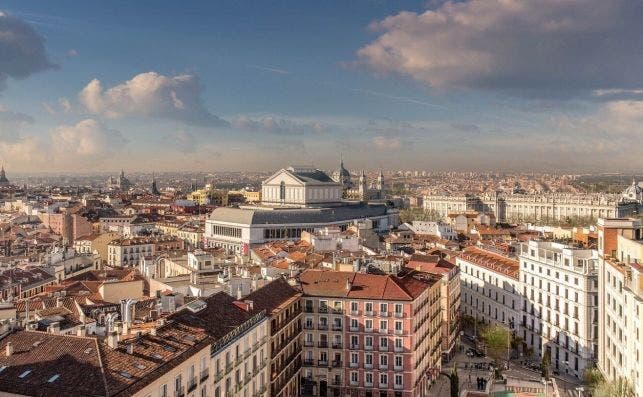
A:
[{"xmin": 280, "ymin": 181, "xmax": 286, "ymax": 201}]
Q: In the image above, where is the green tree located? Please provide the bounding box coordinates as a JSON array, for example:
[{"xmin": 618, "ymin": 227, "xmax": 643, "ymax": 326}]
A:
[
  {"xmin": 450, "ymin": 366, "xmax": 459, "ymax": 397},
  {"xmin": 592, "ymin": 377, "xmax": 635, "ymax": 397},
  {"xmin": 541, "ymin": 349, "xmax": 551, "ymax": 380},
  {"xmin": 481, "ymin": 325, "xmax": 511, "ymax": 365},
  {"xmin": 399, "ymin": 208, "xmax": 443, "ymax": 223}
]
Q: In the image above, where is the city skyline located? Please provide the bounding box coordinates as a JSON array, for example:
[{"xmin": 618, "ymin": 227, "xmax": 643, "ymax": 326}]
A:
[{"xmin": 1, "ymin": 0, "xmax": 643, "ymax": 173}]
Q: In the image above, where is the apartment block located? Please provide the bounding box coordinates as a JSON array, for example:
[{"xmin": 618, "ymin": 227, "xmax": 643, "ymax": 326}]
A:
[
  {"xmin": 597, "ymin": 218, "xmax": 643, "ymax": 395},
  {"xmin": 519, "ymin": 241, "xmax": 599, "ymax": 379},
  {"xmin": 299, "ymin": 269, "xmax": 442, "ymax": 397}
]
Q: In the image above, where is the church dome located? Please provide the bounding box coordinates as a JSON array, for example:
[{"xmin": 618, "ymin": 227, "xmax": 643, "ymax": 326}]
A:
[
  {"xmin": 332, "ymin": 161, "xmax": 352, "ymax": 188},
  {"xmin": 622, "ymin": 179, "xmax": 642, "ymax": 202}
]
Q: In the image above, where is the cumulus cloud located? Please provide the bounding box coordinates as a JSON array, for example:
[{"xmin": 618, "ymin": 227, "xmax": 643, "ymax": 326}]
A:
[
  {"xmin": 231, "ymin": 116, "xmax": 327, "ymax": 135},
  {"xmin": 357, "ymin": 0, "xmax": 643, "ymax": 96},
  {"xmin": 51, "ymin": 119, "xmax": 127, "ymax": 160},
  {"xmin": 79, "ymin": 72, "xmax": 227, "ymax": 126},
  {"xmin": 0, "ymin": 11, "xmax": 56, "ymax": 89},
  {"xmin": 58, "ymin": 97, "xmax": 72, "ymax": 113}
]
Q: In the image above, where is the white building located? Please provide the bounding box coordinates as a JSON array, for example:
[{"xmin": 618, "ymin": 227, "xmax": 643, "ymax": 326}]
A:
[
  {"xmin": 406, "ymin": 221, "xmax": 458, "ymax": 241},
  {"xmin": 597, "ymin": 218, "xmax": 643, "ymax": 395},
  {"xmin": 261, "ymin": 166, "xmax": 343, "ymax": 206},
  {"xmin": 301, "ymin": 226, "xmax": 360, "ymax": 252},
  {"xmin": 205, "ymin": 166, "xmax": 398, "ymax": 254},
  {"xmin": 519, "ymin": 241, "xmax": 599, "ymax": 379},
  {"xmin": 107, "ymin": 237, "xmax": 155, "ymax": 267},
  {"xmin": 457, "ymin": 246, "xmax": 522, "ymax": 333}
]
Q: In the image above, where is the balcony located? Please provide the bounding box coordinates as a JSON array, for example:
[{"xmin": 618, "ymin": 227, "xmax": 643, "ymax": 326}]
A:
[
  {"xmin": 378, "ymin": 345, "xmax": 388, "ymax": 352},
  {"xmin": 351, "ymin": 309, "xmax": 360, "ymax": 316},
  {"xmin": 379, "ymin": 328, "xmax": 388, "ymax": 334},
  {"xmin": 350, "ymin": 344, "xmax": 360, "ymax": 350},
  {"xmin": 318, "ymin": 324, "xmax": 329, "ymax": 331},
  {"xmin": 319, "ymin": 306, "xmax": 329, "ymax": 314},
  {"xmin": 304, "ymin": 307, "xmax": 314, "ymax": 313},
  {"xmin": 364, "ymin": 363, "xmax": 373, "ymax": 370},
  {"xmin": 379, "ymin": 383, "xmax": 388, "ymax": 389},
  {"xmin": 365, "ymin": 310, "xmax": 374, "ymax": 317},
  {"xmin": 364, "ymin": 344, "xmax": 373, "ymax": 351},
  {"xmin": 365, "ymin": 381, "xmax": 373, "ymax": 387},
  {"xmin": 303, "ymin": 359, "xmax": 314, "ymax": 366},
  {"xmin": 394, "ymin": 312, "xmax": 404, "ymax": 318},
  {"xmin": 332, "ymin": 360, "xmax": 342, "ymax": 368},
  {"xmin": 332, "ymin": 307, "xmax": 343, "ymax": 315},
  {"xmin": 350, "ymin": 380, "xmax": 359, "ymax": 387},
  {"xmin": 318, "ymin": 341, "xmax": 328, "ymax": 348},
  {"xmin": 318, "ymin": 360, "xmax": 328, "ymax": 367},
  {"xmin": 379, "ymin": 364, "xmax": 388, "ymax": 371},
  {"xmin": 236, "ymin": 382, "xmax": 244, "ymax": 392},
  {"xmin": 303, "ymin": 323, "xmax": 314, "ymax": 330},
  {"xmin": 394, "ymin": 346, "xmax": 404, "ymax": 353},
  {"xmin": 174, "ymin": 386, "xmax": 185, "ymax": 397},
  {"xmin": 380, "ymin": 311, "xmax": 389, "ymax": 317},
  {"xmin": 350, "ymin": 362, "xmax": 359, "ymax": 368},
  {"xmin": 225, "ymin": 364, "xmax": 234, "ymax": 374},
  {"xmin": 304, "ymin": 340, "xmax": 314, "ymax": 347},
  {"xmin": 332, "ymin": 324, "xmax": 343, "ymax": 331},
  {"xmin": 394, "ymin": 329, "xmax": 403, "ymax": 335},
  {"xmin": 349, "ymin": 326, "xmax": 359, "ymax": 332},
  {"xmin": 394, "ymin": 383, "xmax": 404, "ymax": 390},
  {"xmin": 331, "ymin": 378, "xmax": 342, "ymax": 386},
  {"xmin": 200, "ymin": 369, "xmax": 209, "ymax": 382},
  {"xmin": 332, "ymin": 342, "xmax": 343, "ymax": 349},
  {"xmin": 394, "ymin": 365, "xmax": 403, "ymax": 371},
  {"xmin": 214, "ymin": 371, "xmax": 224, "ymax": 382},
  {"xmin": 365, "ymin": 327, "xmax": 373, "ymax": 333}
]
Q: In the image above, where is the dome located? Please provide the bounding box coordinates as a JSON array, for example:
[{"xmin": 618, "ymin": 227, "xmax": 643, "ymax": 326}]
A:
[
  {"xmin": 622, "ymin": 179, "xmax": 642, "ymax": 202},
  {"xmin": 332, "ymin": 160, "xmax": 352, "ymax": 187}
]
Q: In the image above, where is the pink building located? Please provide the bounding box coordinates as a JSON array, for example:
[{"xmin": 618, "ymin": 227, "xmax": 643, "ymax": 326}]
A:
[
  {"xmin": 299, "ymin": 270, "xmax": 442, "ymax": 397},
  {"xmin": 40, "ymin": 213, "xmax": 92, "ymax": 243}
]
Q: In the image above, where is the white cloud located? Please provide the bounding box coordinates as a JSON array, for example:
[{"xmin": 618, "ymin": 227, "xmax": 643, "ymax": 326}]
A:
[
  {"xmin": 79, "ymin": 71, "xmax": 227, "ymax": 126},
  {"xmin": 58, "ymin": 97, "xmax": 72, "ymax": 113},
  {"xmin": 231, "ymin": 116, "xmax": 327, "ymax": 135},
  {"xmin": 51, "ymin": 119, "xmax": 127, "ymax": 160},
  {"xmin": 0, "ymin": 11, "xmax": 56, "ymax": 89},
  {"xmin": 357, "ymin": 0, "xmax": 643, "ymax": 96},
  {"xmin": 372, "ymin": 136, "xmax": 401, "ymax": 150}
]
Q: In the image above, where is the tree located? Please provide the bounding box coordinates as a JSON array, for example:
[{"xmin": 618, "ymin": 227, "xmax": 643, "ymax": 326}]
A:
[
  {"xmin": 399, "ymin": 208, "xmax": 443, "ymax": 223},
  {"xmin": 541, "ymin": 349, "xmax": 551, "ymax": 380},
  {"xmin": 450, "ymin": 366, "xmax": 459, "ymax": 397},
  {"xmin": 481, "ymin": 325, "xmax": 511, "ymax": 365},
  {"xmin": 592, "ymin": 377, "xmax": 635, "ymax": 397}
]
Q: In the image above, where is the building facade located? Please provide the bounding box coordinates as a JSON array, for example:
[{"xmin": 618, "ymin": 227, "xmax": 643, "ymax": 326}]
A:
[
  {"xmin": 299, "ymin": 270, "xmax": 442, "ymax": 397},
  {"xmin": 597, "ymin": 218, "xmax": 643, "ymax": 395},
  {"xmin": 519, "ymin": 241, "xmax": 599, "ymax": 379}
]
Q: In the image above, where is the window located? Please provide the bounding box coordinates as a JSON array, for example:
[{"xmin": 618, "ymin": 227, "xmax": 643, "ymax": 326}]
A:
[
  {"xmin": 380, "ymin": 320, "xmax": 388, "ymax": 331},
  {"xmin": 365, "ymin": 302, "xmax": 373, "ymax": 313},
  {"xmin": 351, "ymin": 302, "xmax": 358, "ymax": 312},
  {"xmin": 365, "ymin": 319, "xmax": 373, "ymax": 331},
  {"xmin": 351, "ymin": 371, "xmax": 358, "ymax": 382},
  {"xmin": 160, "ymin": 384, "xmax": 168, "ymax": 397},
  {"xmin": 395, "ymin": 355, "xmax": 402, "ymax": 367},
  {"xmin": 395, "ymin": 374, "xmax": 403, "ymax": 386},
  {"xmin": 380, "ymin": 373, "xmax": 388, "ymax": 385},
  {"xmin": 365, "ymin": 336, "xmax": 373, "ymax": 348},
  {"xmin": 279, "ymin": 181, "xmax": 286, "ymax": 201},
  {"xmin": 380, "ymin": 355, "xmax": 388, "ymax": 365},
  {"xmin": 380, "ymin": 303, "xmax": 388, "ymax": 314},
  {"xmin": 380, "ymin": 337, "xmax": 388, "ymax": 348}
]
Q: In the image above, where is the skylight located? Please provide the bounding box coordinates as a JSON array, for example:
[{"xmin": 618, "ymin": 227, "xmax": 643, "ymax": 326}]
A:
[
  {"xmin": 0, "ymin": 366, "xmax": 6, "ymax": 373},
  {"xmin": 134, "ymin": 363, "xmax": 146, "ymax": 370},
  {"xmin": 119, "ymin": 371, "xmax": 132, "ymax": 379},
  {"xmin": 48, "ymin": 374, "xmax": 60, "ymax": 383},
  {"xmin": 163, "ymin": 345, "xmax": 177, "ymax": 352},
  {"xmin": 18, "ymin": 370, "xmax": 32, "ymax": 378},
  {"xmin": 84, "ymin": 348, "xmax": 93, "ymax": 354}
]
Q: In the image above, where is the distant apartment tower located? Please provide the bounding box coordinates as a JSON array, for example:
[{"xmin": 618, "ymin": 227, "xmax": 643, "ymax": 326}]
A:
[
  {"xmin": 298, "ymin": 270, "xmax": 442, "ymax": 397},
  {"xmin": 597, "ymin": 218, "xmax": 643, "ymax": 395},
  {"xmin": 519, "ymin": 241, "xmax": 599, "ymax": 379}
]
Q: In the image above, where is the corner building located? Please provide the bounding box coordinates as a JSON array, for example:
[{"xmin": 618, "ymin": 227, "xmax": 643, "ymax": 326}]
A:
[{"xmin": 298, "ymin": 270, "xmax": 442, "ymax": 397}]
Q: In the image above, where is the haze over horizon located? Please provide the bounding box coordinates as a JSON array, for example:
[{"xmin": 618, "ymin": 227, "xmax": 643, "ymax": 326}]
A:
[{"xmin": 1, "ymin": 0, "xmax": 643, "ymax": 173}]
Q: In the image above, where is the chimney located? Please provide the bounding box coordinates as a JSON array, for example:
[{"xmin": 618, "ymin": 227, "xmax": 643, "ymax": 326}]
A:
[
  {"xmin": 246, "ymin": 300, "xmax": 254, "ymax": 311},
  {"xmin": 49, "ymin": 322, "xmax": 60, "ymax": 335},
  {"xmin": 126, "ymin": 344, "xmax": 134, "ymax": 355},
  {"xmin": 345, "ymin": 278, "xmax": 352, "ymax": 292},
  {"xmin": 107, "ymin": 330, "xmax": 119, "ymax": 349},
  {"xmin": 76, "ymin": 324, "xmax": 86, "ymax": 337},
  {"xmin": 5, "ymin": 342, "xmax": 13, "ymax": 357},
  {"xmin": 114, "ymin": 321, "xmax": 123, "ymax": 336},
  {"xmin": 56, "ymin": 297, "xmax": 63, "ymax": 308},
  {"xmin": 122, "ymin": 321, "xmax": 129, "ymax": 336},
  {"xmin": 150, "ymin": 327, "xmax": 157, "ymax": 336},
  {"xmin": 236, "ymin": 285, "xmax": 243, "ymax": 300}
]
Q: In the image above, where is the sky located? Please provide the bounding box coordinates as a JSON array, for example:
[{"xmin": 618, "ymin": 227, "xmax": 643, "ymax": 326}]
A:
[{"xmin": 1, "ymin": 0, "xmax": 643, "ymax": 174}]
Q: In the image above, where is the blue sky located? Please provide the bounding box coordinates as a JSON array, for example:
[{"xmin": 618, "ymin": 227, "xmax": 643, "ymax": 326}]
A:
[{"xmin": 1, "ymin": 0, "xmax": 642, "ymax": 173}]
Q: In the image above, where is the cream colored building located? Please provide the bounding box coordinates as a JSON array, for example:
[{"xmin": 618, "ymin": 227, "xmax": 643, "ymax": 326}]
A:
[
  {"xmin": 261, "ymin": 166, "xmax": 343, "ymax": 206},
  {"xmin": 597, "ymin": 218, "xmax": 643, "ymax": 395}
]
